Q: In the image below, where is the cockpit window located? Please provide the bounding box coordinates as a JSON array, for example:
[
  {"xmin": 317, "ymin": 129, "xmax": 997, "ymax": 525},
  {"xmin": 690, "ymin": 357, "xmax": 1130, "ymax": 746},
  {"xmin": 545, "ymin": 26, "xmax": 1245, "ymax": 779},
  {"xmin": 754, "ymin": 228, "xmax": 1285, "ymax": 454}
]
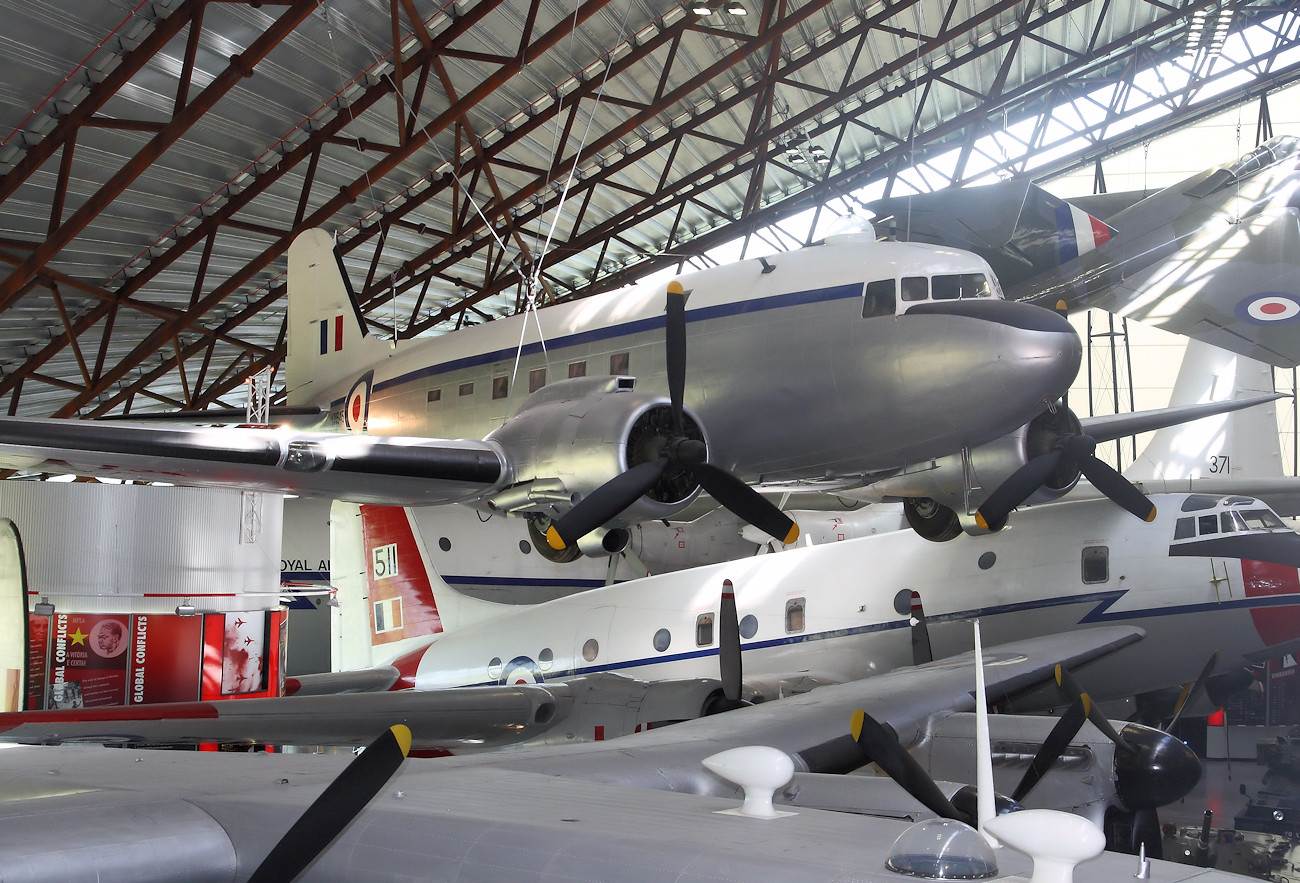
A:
[
  {"xmin": 863, "ymin": 279, "xmax": 896, "ymax": 318},
  {"xmin": 1181, "ymin": 494, "xmax": 1222, "ymax": 512},
  {"xmin": 931, "ymin": 273, "xmax": 992, "ymax": 301},
  {"xmin": 1198, "ymin": 514, "xmax": 1218, "ymax": 536},
  {"xmin": 901, "ymin": 276, "xmax": 928, "ymax": 302},
  {"xmin": 1232, "ymin": 509, "xmax": 1287, "ymax": 532},
  {"xmin": 1174, "ymin": 517, "xmax": 1195, "ymax": 540}
]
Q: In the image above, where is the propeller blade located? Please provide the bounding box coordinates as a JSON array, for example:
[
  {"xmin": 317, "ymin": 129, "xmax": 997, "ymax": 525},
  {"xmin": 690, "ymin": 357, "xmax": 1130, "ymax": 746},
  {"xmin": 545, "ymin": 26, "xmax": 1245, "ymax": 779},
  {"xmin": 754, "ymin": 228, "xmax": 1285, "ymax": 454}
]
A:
[
  {"xmin": 975, "ymin": 450, "xmax": 1063, "ymax": 530},
  {"xmin": 248, "ymin": 724, "xmax": 412, "ymax": 883},
  {"xmin": 1073, "ymin": 447, "xmax": 1156, "ymax": 523},
  {"xmin": 1010, "ymin": 694, "xmax": 1090, "ymax": 803},
  {"xmin": 719, "ymin": 579, "xmax": 742, "ymax": 702},
  {"xmin": 1169, "ymin": 651, "xmax": 1219, "ymax": 729},
  {"xmin": 1055, "ymin": 664, "xmax": 1133, "ymax": 753},
  {"xmin": 909, "ymin": 590, "xmax": 933, "ymax": 666},
  {"xmin": 546, "ymin": 460, "xmax": 667, "ymax": 550},
  {"xmin": 692, "ymin": 462, "xmax": 799, "ymax": 545},
  {"xmin": 665, "ymin": 281, "xmax": 687, "ymax": 436},
  {"xmin": 851, "ymin": 709, "xmax": 965, "ymax": 823}
]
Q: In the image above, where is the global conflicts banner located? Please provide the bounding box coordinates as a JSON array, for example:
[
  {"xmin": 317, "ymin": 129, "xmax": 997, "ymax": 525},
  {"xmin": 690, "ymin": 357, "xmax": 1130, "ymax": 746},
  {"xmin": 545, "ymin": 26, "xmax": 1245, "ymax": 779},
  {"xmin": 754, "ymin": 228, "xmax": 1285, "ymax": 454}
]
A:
[{"xmin": 26, "ymin": 609, "xmax": 285, "ymax": 710}]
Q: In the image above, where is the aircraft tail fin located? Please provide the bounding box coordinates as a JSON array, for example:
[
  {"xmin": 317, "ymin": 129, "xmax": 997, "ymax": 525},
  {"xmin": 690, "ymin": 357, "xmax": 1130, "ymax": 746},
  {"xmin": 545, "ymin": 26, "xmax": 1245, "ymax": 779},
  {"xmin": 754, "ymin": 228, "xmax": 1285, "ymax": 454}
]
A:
[
  {"xmin": 285, "ymin": 228, "xmax": 384, "ymax": 407},
  {"xmin": 330, "ymin": 502, "xmax": 499, "ymax": 671},
  {"xmin": 1126, "ymin": 338, "xmax": 1282, "ymax": 481}
]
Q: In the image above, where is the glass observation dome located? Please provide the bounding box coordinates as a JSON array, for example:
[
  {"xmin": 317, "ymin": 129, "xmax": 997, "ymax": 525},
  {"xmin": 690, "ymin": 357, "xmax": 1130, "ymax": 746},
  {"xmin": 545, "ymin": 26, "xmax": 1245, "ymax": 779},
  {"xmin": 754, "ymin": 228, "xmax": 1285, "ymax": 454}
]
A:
[{"xmin": 885, "ymin": 818, "xmax": 999, "ymax": 880}]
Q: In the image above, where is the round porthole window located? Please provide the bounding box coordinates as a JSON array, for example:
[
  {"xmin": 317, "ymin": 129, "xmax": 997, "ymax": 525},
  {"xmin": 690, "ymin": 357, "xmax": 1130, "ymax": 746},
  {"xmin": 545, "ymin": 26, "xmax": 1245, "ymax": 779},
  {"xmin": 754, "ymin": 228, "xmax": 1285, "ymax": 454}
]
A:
[
  {"xmin": 519, "ymin": 540, "xmax": 532, "ymax": 555},
  {"xmin": 739, "ymin": 614, "xmax": 758, "ymax": 639},
  {"xmin": 538, "ymin": 648, "xmax": 554, "ymax": 671},
  {"xmin": 583, "ymin": 639, "xmax": 599, "ymax": 662},
  {"xmin": 439, "ymin": 537, "xmax": 452, "ymax": 552},
  {"xmin": 487, "ymin": 657, "xmax": 503, "ymax": 679},
  {"xmin": 893, "ymin": 589, "xmax": 912, "ymax": 616},
  {"xmin": 978, "ymin": 551, "xmax": 996, "ymax": 570},
  {"xmin": 653, "ymin": 628, "xmax": 671, "ymax": 652}
]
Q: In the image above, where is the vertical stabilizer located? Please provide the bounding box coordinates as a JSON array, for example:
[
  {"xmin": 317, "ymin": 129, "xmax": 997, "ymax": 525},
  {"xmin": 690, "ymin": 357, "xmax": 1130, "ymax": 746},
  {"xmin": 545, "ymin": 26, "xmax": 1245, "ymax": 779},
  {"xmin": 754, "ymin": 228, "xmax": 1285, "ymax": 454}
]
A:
[
  {"xmin": 285, "ymin": 228, "xmax": 383, "ymax": 407},
  {"xmin": 330, "ymin": 502, "xmax": 500, "ymax": 671},
  {"xmin": 1127, "ymin": 338, "xmax": 1281, "ymax": 480}
]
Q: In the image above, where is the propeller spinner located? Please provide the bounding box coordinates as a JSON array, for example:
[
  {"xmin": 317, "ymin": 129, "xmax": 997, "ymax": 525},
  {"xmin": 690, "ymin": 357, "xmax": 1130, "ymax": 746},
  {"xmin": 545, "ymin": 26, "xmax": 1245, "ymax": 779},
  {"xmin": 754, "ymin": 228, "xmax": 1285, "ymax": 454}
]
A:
[{"xmin": 546, "ymin": 281, "xmax": 799, "ymax": 551}]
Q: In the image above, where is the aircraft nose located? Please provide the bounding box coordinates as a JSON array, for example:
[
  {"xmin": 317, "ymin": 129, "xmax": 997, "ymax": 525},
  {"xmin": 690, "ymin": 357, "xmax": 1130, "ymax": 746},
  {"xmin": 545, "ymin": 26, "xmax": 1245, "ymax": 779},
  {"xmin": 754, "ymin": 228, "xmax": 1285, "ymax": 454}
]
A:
[{"xmin": 906, "ymin": 298, "xmax": 1082, "ymax": 403}]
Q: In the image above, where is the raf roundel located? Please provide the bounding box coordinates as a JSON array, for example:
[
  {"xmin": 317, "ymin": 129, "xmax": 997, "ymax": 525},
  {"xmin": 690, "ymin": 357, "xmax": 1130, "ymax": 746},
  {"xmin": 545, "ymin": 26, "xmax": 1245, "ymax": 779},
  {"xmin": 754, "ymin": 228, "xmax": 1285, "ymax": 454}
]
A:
[{"xmin": 1236, "ymin": 293, "xmax": 1300, "ymax": 324}]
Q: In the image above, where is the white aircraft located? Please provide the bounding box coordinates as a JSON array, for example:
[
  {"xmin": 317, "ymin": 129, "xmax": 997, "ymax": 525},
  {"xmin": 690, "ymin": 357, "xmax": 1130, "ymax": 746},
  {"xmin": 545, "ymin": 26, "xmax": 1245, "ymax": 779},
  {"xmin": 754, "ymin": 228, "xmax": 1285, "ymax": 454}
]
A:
[
  {"xmin": 4, "ymin": 483, "xmax": 1298, "ymax": 749},
  {"xmin": 0, "ymin": 626, "xmax": 1252, "ymax": 882}
]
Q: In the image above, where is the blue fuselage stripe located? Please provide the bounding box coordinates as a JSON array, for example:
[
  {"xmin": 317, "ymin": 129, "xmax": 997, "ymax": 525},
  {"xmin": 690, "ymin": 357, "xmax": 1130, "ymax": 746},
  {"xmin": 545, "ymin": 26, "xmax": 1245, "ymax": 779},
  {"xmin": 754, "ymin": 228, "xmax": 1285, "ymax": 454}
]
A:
[{"xmin": 365, "ymin": 282, "xmax": 863, "ymax": 398}]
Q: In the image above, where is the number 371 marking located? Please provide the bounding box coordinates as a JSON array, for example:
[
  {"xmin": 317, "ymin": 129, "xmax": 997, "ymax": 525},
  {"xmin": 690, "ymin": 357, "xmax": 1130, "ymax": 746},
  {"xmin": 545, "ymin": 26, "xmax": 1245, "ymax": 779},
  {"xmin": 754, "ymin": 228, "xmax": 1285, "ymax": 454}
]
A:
[{"xmin": 1209, "ymin": 455, "xmax": 1231, "ymax": 474}]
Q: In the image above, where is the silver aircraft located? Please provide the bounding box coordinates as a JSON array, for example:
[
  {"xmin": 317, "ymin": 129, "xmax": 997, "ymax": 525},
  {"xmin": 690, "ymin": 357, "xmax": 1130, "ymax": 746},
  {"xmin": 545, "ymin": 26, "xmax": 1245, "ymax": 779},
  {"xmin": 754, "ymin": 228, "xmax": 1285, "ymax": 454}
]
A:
[{"xmin": 0, "ymin": 227, "xmax": 1087, "ymax": 554}]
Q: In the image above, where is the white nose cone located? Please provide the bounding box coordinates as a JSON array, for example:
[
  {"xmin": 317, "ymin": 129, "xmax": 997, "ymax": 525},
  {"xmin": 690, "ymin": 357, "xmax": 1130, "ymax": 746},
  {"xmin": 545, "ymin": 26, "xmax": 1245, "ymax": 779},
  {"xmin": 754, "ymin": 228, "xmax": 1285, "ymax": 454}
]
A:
[
  {"xmin": 701, "ymin": 745, "xmax": 796, "ymax": 819},
  {"xmin": 983, "ymin": 809, "xmax": 1105, "ymax": 883}
]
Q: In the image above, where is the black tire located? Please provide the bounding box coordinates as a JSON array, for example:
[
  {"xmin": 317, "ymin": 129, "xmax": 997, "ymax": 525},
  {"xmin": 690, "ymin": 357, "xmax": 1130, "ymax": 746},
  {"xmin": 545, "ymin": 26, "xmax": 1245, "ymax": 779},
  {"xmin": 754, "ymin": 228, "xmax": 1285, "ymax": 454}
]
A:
[
  {"xmin": 903, "ymin": 497, "xmax": 962, "ymax": 542},
  {"xmin": 527, "ymin": 517, "xmax": 582, "ymax": 564}
]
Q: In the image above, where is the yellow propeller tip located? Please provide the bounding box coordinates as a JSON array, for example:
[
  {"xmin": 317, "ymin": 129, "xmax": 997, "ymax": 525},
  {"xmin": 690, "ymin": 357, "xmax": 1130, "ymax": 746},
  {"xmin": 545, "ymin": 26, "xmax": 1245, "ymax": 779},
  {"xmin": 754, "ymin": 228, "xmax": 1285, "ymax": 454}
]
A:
[
  {"xmin": 390, "ymin": 724, "xmax": 412, "ymax": 757},
  {"xmin": 1144, "ymin": 506, "xmax": 1157, "ymax": 522},
  {"xmin": 850, "ymin": 709, "xmax": 865, "ymax": 742},
  {"xmin": 1080, "ymin": 694, "xmax": 1091, "ymax": 717},
  {"xmin": 1054, "ymin": 664, "xmax": 1064, "ymax": 685},
  {"xmin": 974, "ymin": 512, "xmax": 989, "ymax": 531},
  {"xmin": 1055, "ymin": 299, "xmax": 1068, "ymax": 312},
  {"xmin": 545, "ymin": 526, "xmax": 568, "ymax": 551},
  {"xmin": 783, "ymin": 524, "xmax": 800, "ymax": 545},
  {"xmin": 667, "ymin": 281, "xmax": 685, "ymax": 294}
]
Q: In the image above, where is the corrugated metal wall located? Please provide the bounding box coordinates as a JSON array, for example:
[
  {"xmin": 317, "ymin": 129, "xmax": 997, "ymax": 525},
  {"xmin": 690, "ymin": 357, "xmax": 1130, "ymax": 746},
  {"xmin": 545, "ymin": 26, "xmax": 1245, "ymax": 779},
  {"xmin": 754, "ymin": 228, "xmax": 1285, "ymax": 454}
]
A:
[{"xmin": 0, "ymin": 482, "xmax": 283, "ymax": 614}]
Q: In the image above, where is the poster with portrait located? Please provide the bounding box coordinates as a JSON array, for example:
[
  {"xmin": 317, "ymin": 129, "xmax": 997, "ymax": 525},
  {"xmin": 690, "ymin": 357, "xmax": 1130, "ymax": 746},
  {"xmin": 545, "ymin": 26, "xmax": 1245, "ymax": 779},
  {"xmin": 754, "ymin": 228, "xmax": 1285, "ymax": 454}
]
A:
[{"xmin": 47, "ymin": 613, "xmax": 129, "ymax": 708}]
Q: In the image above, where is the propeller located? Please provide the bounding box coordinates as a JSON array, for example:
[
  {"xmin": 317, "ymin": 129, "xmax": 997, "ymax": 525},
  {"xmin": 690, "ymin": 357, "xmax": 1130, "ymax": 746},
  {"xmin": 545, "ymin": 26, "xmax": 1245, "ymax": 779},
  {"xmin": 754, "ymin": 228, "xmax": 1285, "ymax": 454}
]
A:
[
  {"xmin": 851, "ymin": 708, "xmax": 967, "ymax": 823},
  {"xmin": 908, "ymin": 590, "xmax": 934, "ymax": 666},
  {"xmin": 704, "ymin": 579, "xmax": 751, "ymax": 714},
  {"xmin": 546, "ymin": 281, "xmax": 799, "ymax": 551},
  {"xmin": 1052, "ymin": 664, "xmax": 1134, "ymax": 753},
  {"xmin": 1010, "ymin": 693, "xmax": 1091, "ymax": 803},
  {"xmin": 975, "ymin": 406, "xmax": 1156, "ymax": 532},
  {"xmin": 1168, "ymin": 651, "xmax": 1219, "ymax": 729},
  {"xmin": 248, "ymin": 724, "xmax": 412, "ymax": 883}
]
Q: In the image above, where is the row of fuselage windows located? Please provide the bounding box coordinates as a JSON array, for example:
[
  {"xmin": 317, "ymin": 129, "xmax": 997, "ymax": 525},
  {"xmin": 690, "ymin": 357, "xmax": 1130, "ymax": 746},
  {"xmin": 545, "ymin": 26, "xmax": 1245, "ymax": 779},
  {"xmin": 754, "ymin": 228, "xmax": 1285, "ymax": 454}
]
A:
[
  {"xmin": 675, "ymin": 598, "xmax": 805, "ymax": 652},
  {"xmin": 425, "ymin": 352, "xmax": 632, "ymax": 404},
  {"xmin": 862, "ymin": 272, "xmax": 994, "ymax": 318}
]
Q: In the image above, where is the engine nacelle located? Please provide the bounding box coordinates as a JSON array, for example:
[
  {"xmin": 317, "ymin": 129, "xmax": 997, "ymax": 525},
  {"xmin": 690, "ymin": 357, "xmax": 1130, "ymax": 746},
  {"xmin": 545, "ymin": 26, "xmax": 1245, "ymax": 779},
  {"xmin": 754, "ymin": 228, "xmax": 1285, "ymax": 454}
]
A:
[
  {"xmin": 862, "ymin": 407, "xmax": 1084, "ymax": 541},
  {"xmin": 482, "ymin": 375, "xmax": 705, "ymax": 526}
]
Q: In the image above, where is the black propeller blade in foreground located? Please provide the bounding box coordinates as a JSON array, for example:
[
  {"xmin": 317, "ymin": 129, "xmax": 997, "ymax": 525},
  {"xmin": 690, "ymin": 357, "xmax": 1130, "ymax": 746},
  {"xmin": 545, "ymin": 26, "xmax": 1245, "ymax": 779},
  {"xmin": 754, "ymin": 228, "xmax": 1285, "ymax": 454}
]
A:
[
  {"xmin": 248, "ymin": 724, "xmax": 412, "ymax": 883},
  {"xmin": 1168, "ymin": 651, "xmax": 1219, "ymax": 729},
  {"xmin": 975, "ymin": 408, "xmax": 1156, "ymax": 531},
  {"xmin": 851, "ymin": 708, "xmax": 966, "ymax": 823},
  {"xmin": 547, "ymin": 281, "xmax": 798, "ymax": 551},
  {"xmin": 1010, "ymin": 693, "xmax": 1090, "ymax": 803}
]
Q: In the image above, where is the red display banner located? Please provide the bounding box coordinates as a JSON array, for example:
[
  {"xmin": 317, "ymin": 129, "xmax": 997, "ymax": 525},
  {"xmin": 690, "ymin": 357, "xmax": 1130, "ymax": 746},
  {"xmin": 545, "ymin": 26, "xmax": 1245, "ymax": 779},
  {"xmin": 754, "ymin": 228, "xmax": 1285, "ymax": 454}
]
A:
[{"xmin": 27, "ymin": 609, "xmax": 284, "ymax": 709}]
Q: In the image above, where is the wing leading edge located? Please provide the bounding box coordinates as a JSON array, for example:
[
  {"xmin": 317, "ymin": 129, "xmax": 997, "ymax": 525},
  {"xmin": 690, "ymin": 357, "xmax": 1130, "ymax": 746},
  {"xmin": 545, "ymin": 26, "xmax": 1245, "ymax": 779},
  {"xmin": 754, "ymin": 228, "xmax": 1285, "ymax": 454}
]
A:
[{"xmin": 0, "ymin": 417, "xmax": 504, "ymax": 506}]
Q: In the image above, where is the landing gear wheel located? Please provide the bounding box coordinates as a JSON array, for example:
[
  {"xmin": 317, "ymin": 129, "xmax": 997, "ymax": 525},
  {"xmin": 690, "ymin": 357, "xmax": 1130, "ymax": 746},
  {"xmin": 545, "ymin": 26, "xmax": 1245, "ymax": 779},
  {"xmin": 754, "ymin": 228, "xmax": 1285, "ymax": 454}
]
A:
[
  {"xmin": 903, "ymin": 497, "xmax": 962, "ymax": 542},
  {"xmin": 527, "ymin": 516, "xmax": 582, "ymax": 564}
]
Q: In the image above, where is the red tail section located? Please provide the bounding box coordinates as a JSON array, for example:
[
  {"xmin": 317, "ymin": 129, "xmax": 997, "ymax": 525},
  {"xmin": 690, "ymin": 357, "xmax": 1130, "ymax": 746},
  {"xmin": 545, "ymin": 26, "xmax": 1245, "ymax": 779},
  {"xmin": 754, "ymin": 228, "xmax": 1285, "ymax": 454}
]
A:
[{"xmin": 359, "ymin": 505, "xmax": 444, "ymax": 646}]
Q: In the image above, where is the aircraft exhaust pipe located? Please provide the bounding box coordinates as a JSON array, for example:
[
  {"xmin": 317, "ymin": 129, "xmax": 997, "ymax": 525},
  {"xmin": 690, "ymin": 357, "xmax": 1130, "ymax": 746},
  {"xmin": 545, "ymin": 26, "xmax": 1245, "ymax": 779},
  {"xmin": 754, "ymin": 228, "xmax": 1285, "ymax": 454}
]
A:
[
  {"xmin": 1114, "ymin": 722, "xmax": 1202, "ymax": 811},
  {"xmin": 576, "ymin": 527, "xmax": 631, "ymax": 557}
]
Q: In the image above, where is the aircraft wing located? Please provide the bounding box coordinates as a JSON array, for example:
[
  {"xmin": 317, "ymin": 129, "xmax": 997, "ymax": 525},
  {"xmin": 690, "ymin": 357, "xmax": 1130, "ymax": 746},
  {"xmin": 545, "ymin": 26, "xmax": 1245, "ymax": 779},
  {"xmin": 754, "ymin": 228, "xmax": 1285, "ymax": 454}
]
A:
[
  {"xmin": 1078, "ymin": 393, "xmax": 1286, "ymax": 442},
  {"xmin": 0, "ymin": 416, "xmax": 504, "ymax": 506},
  {"xmin": 0, "ymin": 683, "xmax": 572, "ymax": 750}
]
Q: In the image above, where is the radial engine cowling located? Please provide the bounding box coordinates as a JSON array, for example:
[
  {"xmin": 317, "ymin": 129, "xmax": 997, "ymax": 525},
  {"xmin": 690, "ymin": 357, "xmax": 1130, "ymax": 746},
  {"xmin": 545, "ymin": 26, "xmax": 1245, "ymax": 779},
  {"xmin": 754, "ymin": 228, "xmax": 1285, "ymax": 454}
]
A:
[
  {"xmin": 866, "ymin": 407, "xmax": 1085, "ymax": 541},
  {"xmin": 483, "ymin": 376, "xmax": 706, "ymax": 526}
]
